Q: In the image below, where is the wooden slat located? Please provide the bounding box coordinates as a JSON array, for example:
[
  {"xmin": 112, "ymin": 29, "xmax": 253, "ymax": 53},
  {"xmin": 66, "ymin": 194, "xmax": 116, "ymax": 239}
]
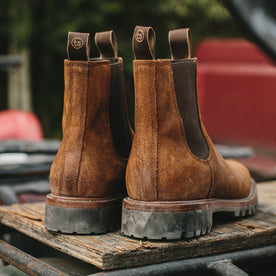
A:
[
  {"xmin": 257, "ymin": 181, "xmax": 276, "ymax": 206},
  {"xmin": 0, "ymin": 183, "xmax": 275, "ymax": 270}
]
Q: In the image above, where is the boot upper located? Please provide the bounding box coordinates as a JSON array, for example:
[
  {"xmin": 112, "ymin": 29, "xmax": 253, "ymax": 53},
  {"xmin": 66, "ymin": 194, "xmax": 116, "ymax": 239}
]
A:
[
  {"xmin": 126, "ymin": 27, "xmax": 252, "ymax": 202},
  {"xmin": 50, "ymin": 31, "xmax": 132, "ymax": 198}
]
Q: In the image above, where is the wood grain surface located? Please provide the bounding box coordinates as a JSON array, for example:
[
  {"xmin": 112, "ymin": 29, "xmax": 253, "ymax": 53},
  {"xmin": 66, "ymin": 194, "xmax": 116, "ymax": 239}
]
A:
[{"xmin": 0, "ymin": 182, "xmax": 275, "ymax": 270}]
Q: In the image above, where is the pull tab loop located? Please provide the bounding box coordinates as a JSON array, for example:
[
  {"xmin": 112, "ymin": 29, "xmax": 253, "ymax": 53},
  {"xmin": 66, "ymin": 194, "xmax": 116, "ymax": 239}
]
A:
[
  {"xmin": 169, "ymin": 28, "xmax": 191, "ymax": 60},
  {"xmin": 95, "ymin": 30, "xmax": 117, "ymax": 58},
  {"xmin": 67, "ymin": 32, "xmax": 90, "ymax": 61},
  {"xmin": 133, "ymin": 26, "xmax": 155, "ymax": 60}
]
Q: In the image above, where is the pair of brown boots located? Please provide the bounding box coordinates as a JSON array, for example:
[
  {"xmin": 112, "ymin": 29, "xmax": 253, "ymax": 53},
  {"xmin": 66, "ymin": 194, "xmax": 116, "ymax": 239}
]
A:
[{"xmin": 44, "ymin": 26, "xmax": 257, "ymax": 240}]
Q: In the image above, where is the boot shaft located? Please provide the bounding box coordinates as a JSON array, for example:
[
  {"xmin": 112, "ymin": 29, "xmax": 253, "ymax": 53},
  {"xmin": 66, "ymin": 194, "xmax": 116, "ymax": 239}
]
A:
[
  {"xmin": 132, "ymin": 27, "xmax": 208, "ymax": 159},
  {"xmin": 126, "ymin": 26, "xmax": 251, "ymax": 202},
  {"xmin": 50, "ymin": 31, "xmax": 131, "ymax": 198},
  {"xmin": 126, "ymin": 27, "xmax": 212, "ymax": 201}
]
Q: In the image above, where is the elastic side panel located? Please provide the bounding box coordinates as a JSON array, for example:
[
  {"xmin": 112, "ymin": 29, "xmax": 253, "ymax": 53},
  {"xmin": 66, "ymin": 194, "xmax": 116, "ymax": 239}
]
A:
[
  {"xmin": 109, "ymin": 61, "xmax": 132, "ymax": 158},
  {"xmin": 171, "ymin": 59, "xmax": 209, "ymax": 159}
]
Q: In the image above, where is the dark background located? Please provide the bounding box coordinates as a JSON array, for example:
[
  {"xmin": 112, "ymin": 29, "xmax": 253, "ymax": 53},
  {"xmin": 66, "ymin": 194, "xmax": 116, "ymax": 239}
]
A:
[{"xmin": 0, "ymin": 0, "xmax": 242, "ymax": 138}]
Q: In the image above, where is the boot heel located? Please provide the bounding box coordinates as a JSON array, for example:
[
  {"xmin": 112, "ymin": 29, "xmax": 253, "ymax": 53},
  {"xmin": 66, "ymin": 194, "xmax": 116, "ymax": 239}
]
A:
[
  {"xmin": 44, "ymin": 194, "xmax": 122, "ymax": 234},
  {"xmin": 121, "ymin": 199, "xmax": 212, "ymax": 240}
]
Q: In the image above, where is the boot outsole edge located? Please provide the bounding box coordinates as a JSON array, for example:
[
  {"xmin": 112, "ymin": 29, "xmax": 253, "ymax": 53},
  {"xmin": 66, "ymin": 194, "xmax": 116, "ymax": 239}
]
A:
[
  {"xmin": 44, "ymin": 194, "xmax": 122, "ymax": 234},
  {"xmin": 121, "ymin": 180, "xmax": 257, "ymax": 240}
]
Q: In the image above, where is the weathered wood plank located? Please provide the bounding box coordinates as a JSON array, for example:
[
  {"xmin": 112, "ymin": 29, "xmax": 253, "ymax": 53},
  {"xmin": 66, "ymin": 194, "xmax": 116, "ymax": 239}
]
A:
[
  {"xmin": 0, "ymin": 183, "xmax": 275, "ymax": 270},
  {"xmin": 257, "ymin": 181, "xmax": 276, "ymax": 205}
]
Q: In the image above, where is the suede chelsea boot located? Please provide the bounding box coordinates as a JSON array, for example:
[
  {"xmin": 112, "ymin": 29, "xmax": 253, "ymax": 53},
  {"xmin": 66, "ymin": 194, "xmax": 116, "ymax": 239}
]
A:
[
  {"xmin": 121, "ymin": 26, "xmax": 257, "ymax": 240},
  {"xmin": 44, "ymin": 31, "xmax": 132, "ymax": 234}
]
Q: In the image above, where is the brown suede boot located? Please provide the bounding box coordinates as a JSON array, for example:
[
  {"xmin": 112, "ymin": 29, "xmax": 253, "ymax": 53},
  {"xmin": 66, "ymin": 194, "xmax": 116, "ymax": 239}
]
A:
[
  {"xmin": 121, "ymin": 26, "xmax": 257, "ymax": 240},
  {"xmin": 44, "ymin": 31, "xmax": 132, "ymax": 234}
]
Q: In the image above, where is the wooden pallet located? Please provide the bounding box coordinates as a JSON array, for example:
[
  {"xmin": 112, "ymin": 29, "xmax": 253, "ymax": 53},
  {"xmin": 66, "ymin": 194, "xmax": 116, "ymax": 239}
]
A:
[{"xmin": 0, "ymin": 182, "xmax": 275, "ymax": 271}]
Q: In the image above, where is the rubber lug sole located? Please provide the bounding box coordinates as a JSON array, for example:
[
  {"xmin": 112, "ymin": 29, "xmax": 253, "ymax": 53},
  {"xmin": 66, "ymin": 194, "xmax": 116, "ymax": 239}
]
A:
[
  {"xmin": 121, "ymin": 180, "xmax": 257, "ymax": 240},
  {"xmin": 44, "ymin": 194, "xmax": 122, "ymax": 234}
]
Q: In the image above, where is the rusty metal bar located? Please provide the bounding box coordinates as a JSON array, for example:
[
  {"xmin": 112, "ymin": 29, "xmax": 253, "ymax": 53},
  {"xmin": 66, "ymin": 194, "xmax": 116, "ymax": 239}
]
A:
[
  {"xmin": 0, "ymin": 239, "xmax": 67, "ymax": 276},
  {"xmin": 208, "ymin": 260, "xmax": 248, "ymax": 276},
  {"xmin": 94, "ymin": 245, "xmax": 276, "ymax": 275},
  {"xmin": 0, "ymin": 140, "xmax": 60, "ymax": 154}
]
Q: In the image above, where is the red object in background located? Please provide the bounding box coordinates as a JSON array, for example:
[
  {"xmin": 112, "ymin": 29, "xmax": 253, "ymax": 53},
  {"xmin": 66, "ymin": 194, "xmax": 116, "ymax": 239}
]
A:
[
  {"xmin": 0, "ymin": 194, "xmax": 47, "ymax": 206},
  {"xmin": 0, "ymin": 110, "xmax": 43, "ymax": 141},
  {"xmin": 196, "ymin": 39, "xmax": 276, "ymax": 150},
  {"xmin": 18, "ymin": 194, "xmax": 46, "ymax": 203}
]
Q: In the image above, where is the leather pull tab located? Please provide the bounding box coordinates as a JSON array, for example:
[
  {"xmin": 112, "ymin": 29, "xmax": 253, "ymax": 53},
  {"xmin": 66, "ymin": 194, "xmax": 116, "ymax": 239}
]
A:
[
  {"xmin": 67, "ymin": 32, "xmax": 90, "ymax": 61},
  {"xmin": 95, "ymin": 30, "xmax": 117, "ymax": 58},
  {"xmin": 169, "ymin": 28, "xmax": 191, "ymax": 60},
  {"xmin": 133, "ymin": 26, "xmax": 155, "ymax": 60}
]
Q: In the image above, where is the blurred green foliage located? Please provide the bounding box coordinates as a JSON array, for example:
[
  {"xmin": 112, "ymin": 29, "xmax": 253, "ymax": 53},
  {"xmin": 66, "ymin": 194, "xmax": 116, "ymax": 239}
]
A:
[{"xmin": 0, "ymin": 0, "xmax": 241, "ymax": 138}]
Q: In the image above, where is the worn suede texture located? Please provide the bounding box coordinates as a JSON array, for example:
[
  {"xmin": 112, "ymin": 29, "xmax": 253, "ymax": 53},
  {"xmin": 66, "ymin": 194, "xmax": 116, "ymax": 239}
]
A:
[
  {"xmin": 49, "ymin": 59, "xmax": 127, "ymax": 199},
  {"xmin": 126, "ymin": 59, "xmax": 251, "ymax": 201}
]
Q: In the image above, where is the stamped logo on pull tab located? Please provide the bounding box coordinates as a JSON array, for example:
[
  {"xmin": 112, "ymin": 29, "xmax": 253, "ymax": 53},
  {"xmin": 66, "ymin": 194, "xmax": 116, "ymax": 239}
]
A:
[
  {"xmin": 71, "ymin": 37, "xmax": 83, "ymax": 49},
  {"xmin": 135, "ymin": 29, "xmax": 144, "ymax": 43}
]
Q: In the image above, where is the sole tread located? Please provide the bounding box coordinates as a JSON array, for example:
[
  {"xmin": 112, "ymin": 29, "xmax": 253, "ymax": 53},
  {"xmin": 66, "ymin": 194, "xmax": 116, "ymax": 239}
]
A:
[{"xmin": 121, "ymin": 202, "xmax": 258, "ymax": 240}]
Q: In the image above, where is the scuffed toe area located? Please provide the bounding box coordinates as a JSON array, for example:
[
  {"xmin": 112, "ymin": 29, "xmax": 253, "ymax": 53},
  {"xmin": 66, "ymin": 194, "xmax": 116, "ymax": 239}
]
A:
[
  {"xmin": 226, "ymin": 159, "xmax": 252, "ymax": 198},
  {"xmin": 210, "ymin": 159, "xmax": 252, "ymax": 199}
]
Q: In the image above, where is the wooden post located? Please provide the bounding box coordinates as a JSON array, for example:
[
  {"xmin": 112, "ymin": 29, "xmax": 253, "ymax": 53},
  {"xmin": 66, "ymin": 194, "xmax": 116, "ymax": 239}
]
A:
[
  {"xmin": 7, "ymin": 1, "xmax": 32, "ymax": 111},
  {"xmin": 7, "ymin": 49, "xmax": 32, "ymax": 111}
]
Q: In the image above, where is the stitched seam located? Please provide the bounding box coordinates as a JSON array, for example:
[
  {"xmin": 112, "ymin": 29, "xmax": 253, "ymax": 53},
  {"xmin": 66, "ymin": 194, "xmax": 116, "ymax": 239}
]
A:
[
  {"xmin": 62, "ymin": 64, "xmax": 74, "ymax": 193},
  {"xmin": 76, "ymin": 64, "xmax": 89, "ymax": 196},
  {"xmin": 105, "ymin": 65, "xmax": 114, "ymax": 157},
  {"xmin": 70, "ymin": 64, "xmax": 79, "ymax": 195},
  {"xmin": 70, "ymin": 64, "xmax": 87, "ymax": 196},
  {"xmin": 150, "ymin": 63, "xmax": 156, "ymax": 200},
  {"xmin": 135, "ymin": 66, "xmax": 141, "ymax": 199},
  {"xmin": 154, "ymin": 62, "xmax": 158, "ymax": 200}
]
